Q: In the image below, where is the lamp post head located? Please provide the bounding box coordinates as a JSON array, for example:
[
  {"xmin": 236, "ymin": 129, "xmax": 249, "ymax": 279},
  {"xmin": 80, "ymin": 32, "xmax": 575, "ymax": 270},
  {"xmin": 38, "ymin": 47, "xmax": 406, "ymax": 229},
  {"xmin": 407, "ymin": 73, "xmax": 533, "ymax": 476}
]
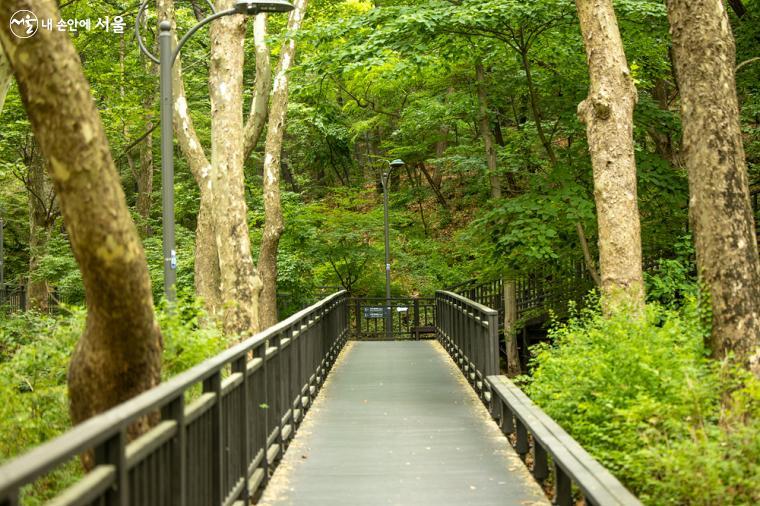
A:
[
  {"xmin": 389, "ymin": 159, "xmax": 405, "ymax": 169},
  {"xmin": 234, "ymin": 0, "xmax": 295, "ymax": 15}
]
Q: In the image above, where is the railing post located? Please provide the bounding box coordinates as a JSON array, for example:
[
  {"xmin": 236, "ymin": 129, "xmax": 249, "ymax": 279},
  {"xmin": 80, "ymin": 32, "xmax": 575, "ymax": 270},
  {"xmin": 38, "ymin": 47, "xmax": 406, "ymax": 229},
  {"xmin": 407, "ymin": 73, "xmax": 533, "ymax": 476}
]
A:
[
  {"xmin": 354, "ymin": 298, "xmax": 361, "ymax": 339},
  {"xmin": 485, "ymin": 310, "xmax": 499, "ymax": 377},
  {"xmin": 555, "ymin": 463, "xmax": 572, "ymax": 506},
  {"xmin": 533, "ymin": 443, "xmax": 548, "ymax": 482},
  {"xmin": 94, "ymin": 429, "xmax": 127, "ymax": 505},
  {"xmin": 232, "ymin": 356, "xmax": 249, "ymax": 503},
  {"xmin": 0, "ymin": 490, "xmax": 19, "ymax": 506},
  {"xmin": 413, "ymin": 298, "xmax": 420, "ymax": 340},
  {"xmin": 162, "ymin": 395, "xmax": 186, "ymax": 506},
  {"xmin": 203, "ymin": 371, "xmax": 223, "ymax": 505}
]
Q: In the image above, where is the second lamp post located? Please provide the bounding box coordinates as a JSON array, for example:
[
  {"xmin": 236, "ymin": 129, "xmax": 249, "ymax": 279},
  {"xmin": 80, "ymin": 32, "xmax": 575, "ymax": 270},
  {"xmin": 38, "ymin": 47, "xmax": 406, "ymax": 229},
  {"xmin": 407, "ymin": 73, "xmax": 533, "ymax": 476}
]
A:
[{"xmin": 382, "ymin": 159, "xmax": 405, "ymax": 338}]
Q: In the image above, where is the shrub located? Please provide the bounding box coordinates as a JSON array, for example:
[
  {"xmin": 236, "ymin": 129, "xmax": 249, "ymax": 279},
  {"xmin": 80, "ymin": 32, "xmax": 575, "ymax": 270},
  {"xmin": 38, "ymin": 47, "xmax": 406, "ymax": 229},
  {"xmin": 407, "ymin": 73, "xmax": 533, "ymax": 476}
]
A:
[
  {"xmin": 523, "ymin": 299, "xmax": 760, "ymax": 505},
  {"xmin": 0, "ymin": 297, "xmax": 227, "ymax": 503}
]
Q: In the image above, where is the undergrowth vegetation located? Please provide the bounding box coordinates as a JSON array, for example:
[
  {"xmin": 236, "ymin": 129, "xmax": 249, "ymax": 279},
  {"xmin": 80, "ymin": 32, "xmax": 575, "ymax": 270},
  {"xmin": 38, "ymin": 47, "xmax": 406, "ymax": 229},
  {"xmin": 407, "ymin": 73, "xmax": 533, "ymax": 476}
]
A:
[
  {"xmin": 0, "ymin": 298, "xmax": 227, "ymax": 503},
  {"xmin": 524, "ymin": 268, "xmax": 760, "ymax": 505}
]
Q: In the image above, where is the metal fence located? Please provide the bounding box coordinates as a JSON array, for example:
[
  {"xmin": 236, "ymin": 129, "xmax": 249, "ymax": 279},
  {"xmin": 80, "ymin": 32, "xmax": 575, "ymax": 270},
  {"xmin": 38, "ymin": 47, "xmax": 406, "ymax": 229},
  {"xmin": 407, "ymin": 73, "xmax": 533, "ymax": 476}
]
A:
[
  {"xmin": 488, "ymin": 376, "xmax": 641, "ymax": 506},
  {"xmin": 350, "ymin": 297, "xmax": 436, "ymax": 340},
  {"xmin": 0, "ymin": 291, "xmax": 349, "ymax": 506},
  {"xmin": 446, "ymin": 260, "xmax": 596, "ymax": 333},
  {"xmin": 435, "ymin": 290, "xmax": 499, "ymax": 399},
  {"xmin": 0, "ymin": 285, "xmax": 66, "ymax": 315},
  {"xmin": 435, "ymin": 290, "xmax": 641, "ymax": 506}
]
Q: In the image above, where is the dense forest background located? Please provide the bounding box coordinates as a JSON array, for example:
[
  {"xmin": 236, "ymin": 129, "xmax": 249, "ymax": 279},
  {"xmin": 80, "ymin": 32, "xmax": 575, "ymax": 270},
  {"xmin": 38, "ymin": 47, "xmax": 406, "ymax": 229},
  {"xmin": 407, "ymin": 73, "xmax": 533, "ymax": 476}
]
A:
[{"xmin": 0, "ymin": 0, "xmax": 759, "ymax": 504}]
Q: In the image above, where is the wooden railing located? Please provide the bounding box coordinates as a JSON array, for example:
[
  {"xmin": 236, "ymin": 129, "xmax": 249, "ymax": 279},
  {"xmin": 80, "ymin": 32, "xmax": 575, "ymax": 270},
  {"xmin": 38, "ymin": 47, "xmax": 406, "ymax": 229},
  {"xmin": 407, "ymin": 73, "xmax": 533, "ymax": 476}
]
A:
[
  {"xmin": 435, "ymin": 291, "xmax": 642, "ymax": 506},
  {"xmin": 0, "ymin": 291, "xmax": 349, "ymax": 506}
]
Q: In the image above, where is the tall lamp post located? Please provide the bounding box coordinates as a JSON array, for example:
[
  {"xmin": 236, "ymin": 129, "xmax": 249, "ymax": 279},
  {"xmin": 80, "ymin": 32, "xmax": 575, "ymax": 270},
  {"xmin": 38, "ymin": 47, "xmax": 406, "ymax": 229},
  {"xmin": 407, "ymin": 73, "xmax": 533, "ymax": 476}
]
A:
[
  {"xmin": 382, "ymin": 159, "xmax": 405, "ymax": 338},
  {"xmin": 135, "ymin": 0, "xmax": 294, "ymax": 302}
]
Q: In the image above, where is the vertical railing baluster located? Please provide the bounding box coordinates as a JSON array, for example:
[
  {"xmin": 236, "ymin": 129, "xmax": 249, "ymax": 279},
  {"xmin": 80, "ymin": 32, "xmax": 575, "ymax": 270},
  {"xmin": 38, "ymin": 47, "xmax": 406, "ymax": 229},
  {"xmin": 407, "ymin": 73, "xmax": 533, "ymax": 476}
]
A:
[
  {"xmin": 0, "ymin": 489, "xmax": 20, "ymax": 506},
  {"xmin": 485, "ymin": 310, "xmax": 499, "ymax": 377},
  {"xmin": 515, "ymin": 418, "xmax": 529, "ymax": 461},
  {"xmin": 533, "ymin": 443, "xmax": 548, "ymax": 482},
  {"xmin": 94, "ymin": 429, "xmax": 127, "ymax": 505},
  {"xmin": 203, "ymin": 371, "xmax": 222, "ymax": 505},
  {"xmin": 232, "ymin": 356, "xmax": 249, "ymax": 503},
  {"xmin": 161, "ymin": 395, "xmax": 186, "ymax": 506},
  {"xmin": 555, "ymin": 463, "xmax": 572, "ymax": 506}
]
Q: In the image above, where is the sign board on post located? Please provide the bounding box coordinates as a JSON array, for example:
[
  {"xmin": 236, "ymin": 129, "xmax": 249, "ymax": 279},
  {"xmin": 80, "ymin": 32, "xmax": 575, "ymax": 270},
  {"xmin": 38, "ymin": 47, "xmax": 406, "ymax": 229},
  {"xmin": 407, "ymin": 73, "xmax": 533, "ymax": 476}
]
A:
[{"xmin": 363, "ymin": 307, "xmax": 386, "ymax": 319}]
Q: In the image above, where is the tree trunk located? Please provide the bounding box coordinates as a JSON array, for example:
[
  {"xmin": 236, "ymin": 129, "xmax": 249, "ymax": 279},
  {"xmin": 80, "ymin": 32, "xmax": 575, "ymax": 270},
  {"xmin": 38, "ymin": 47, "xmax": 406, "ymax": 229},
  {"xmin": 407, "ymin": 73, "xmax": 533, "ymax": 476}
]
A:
[
  {"xmin": 27, "ymin": 142, "xmax": 55, "ymax": 311},
  {"xmin": 258, "ymin": 0, "xmax": 308, "ymax": 328},
  {"xmin": 136, "ymin": 45, "xmax": 156, "ymax": 237},
  {"xmin": 648, "ymin": 78, "xmax": 679, "ymax": 166},
  {"xmin": 517, "ymin": 40, "xmax": 557, "ymax": 166},
  {"xmin": 0, "ymin": 0, "xmax": 162, "ymax": 439},
  {"xmin": 666, "ymin": 0, "xmax": 760, "ymax": 377},
  {"xmin": 0, "ymin": 45, "xmax": 11, "ymax": 116},
  {"xmin": 576, "ymin": 0, "xmax": 646, "ymax": 314},
  {"xmin": 576, "ymin": 222, "xmax": 602, "ymax": 288},
  {"xmin": 504, "ymin": 280, "xmax": 521, "ymax": 377},
  {"xmin": 209, "ymin": 0, "xmax": 262, "ymax": 336},
  {"xmin": 195, "ymin": 190, "xmax": 222, "ymax": 317},
  {"xmin": 475, "ymin": 62, "xmax": 501, "ymax": 199},
  {"xmin": 243, "ymin": 13, "xmax": 271, "ymax": 161}
]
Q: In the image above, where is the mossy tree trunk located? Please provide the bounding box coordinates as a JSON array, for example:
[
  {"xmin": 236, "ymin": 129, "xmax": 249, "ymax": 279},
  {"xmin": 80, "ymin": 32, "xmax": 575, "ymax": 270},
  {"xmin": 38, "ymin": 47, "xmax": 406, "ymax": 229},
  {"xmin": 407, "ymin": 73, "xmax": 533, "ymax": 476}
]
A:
[
  {"xmin": 666, "ymin": 0, "xmax": 760, "ymax": 377},
  {"xmin": 25, "ymin": 139, "xmax": 56, "ymax": 311},
  {"xmin": 0, "ymin": 45, "xmax": 11, "ymax": 116},
  {"xmin": 0, "ymin": 0, "xmax": 162, "ymax": 437}
]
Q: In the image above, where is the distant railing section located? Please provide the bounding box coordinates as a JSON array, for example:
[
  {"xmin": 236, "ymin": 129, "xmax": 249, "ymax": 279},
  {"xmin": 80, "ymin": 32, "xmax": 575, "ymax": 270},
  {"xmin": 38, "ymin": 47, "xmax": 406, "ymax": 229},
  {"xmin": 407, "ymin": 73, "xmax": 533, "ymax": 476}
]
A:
[
  {"xmin": 435, "ymin": 291, "xmax": 499, "ymax": 399},
  {"xmin": 0, "ymin": 291, "xmax": 350, "ymax": 506},
  {"xmin": 351, "ymin": 297, "xmax": 436, "ymax": 340},
  {"xmin": 0, "ymin": 285, "xmax": 63, "ymax": 315},
  {"xmin": 436, "ymin": 289, "xmax": 641, "ymax": 505},
  {"xmin": 447, "ymin": 259, "xmax": 595, "ymax": 331}
]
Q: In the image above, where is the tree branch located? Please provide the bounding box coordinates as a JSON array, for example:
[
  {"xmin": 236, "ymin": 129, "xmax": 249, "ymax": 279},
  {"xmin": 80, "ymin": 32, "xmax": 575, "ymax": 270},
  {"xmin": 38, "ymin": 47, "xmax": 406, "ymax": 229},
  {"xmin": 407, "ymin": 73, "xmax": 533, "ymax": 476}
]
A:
[{"xmin": 737, "ymin": 56, "xmax": 760, "ymax": 72}]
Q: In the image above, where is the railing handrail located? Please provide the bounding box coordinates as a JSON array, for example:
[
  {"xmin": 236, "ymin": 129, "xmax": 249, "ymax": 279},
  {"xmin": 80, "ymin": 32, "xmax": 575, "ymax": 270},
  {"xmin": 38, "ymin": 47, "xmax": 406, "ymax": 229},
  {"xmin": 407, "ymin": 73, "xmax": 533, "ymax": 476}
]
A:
[
  {"xmin": 0, "ymin": 290, "xmax": 347, "ymax": 495},
  {"xmin": 436, "ymin": 290, "xmax": 498, "ymax": 316},
  {"xmin": 488, "ymin": 375, "xmax": 642, "ymax": 505},
  {"xmin": 435, "ymin": 290, "xmax": 641, "ymax": 505}
]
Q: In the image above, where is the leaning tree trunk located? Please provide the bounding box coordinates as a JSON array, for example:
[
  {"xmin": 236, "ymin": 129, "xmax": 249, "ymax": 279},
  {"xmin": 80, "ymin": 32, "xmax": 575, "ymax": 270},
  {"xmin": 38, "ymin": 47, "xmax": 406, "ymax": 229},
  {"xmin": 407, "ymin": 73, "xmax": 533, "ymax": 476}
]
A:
[
  {"xmin": 0, "ymin": 45, "xmax": 11, "ymax": 116},
  {"xmin": 475, "ymin": 62, "xmax": 502, "ymax": 199},
  {"xmin": 0, "ymin": 0, "xmax": 162, "ymax": 437},
  {"xmin": 576, "ymin": 0, "xmax": 645, "ymax": 314},
  {"xmin": 243, "ymin": 13, "xmax": 271, "ymax": 161},
  {"xmin": 257, "ymin": 0, "xmax": 309, "ymax": 328},
  {"xmin": 667, "ymin": 0, "xmax": 760, "ymax": 377}
]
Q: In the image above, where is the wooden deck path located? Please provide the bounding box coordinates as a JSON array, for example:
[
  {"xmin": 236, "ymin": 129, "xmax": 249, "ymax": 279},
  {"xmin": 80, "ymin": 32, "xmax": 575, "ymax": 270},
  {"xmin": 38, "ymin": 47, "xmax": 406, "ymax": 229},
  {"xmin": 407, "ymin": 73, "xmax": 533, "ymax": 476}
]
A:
[{"xmin": 258, "ymin": 341, "xmax": 548, "ymax": 506}]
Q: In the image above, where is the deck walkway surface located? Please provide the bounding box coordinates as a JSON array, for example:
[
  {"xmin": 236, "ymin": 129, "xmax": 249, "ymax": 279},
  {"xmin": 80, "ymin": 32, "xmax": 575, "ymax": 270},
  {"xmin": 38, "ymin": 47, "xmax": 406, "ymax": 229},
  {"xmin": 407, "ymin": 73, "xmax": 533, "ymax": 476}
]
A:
[{"xmin": 258, "ymin": 341, "xmax": 548, "ymax": 506}]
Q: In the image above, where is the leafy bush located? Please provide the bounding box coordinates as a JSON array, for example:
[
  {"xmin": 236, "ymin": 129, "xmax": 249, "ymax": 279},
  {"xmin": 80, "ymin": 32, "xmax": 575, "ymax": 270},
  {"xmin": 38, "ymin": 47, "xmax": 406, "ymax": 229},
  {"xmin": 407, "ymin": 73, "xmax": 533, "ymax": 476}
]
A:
[
  {"xmin": 0, "ymin": 297, "xmax": 227, "ymax": 503},
  {"xmin": 524, "ymin": 300, "xmax": 760, "ymax": 505}
]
